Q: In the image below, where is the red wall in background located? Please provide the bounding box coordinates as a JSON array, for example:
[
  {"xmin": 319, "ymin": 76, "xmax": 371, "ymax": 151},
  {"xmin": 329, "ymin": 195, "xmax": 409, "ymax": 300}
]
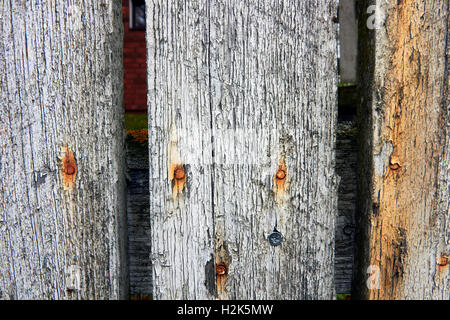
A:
[{"xmin": 123, "ymin": 1, "xmax": 147, "ymax": 112}]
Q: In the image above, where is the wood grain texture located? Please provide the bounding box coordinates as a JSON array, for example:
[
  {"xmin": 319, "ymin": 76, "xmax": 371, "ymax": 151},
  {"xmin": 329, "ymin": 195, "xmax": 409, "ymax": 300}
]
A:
[
  {"xmin": 147, "ymin": 0, "xmax": 338, "ymax": 299},
  {"xmin": 0, "ymin": 1, "xmax": 128, "ymax": 299},
  {"xmin": 147, "ymin": 0, "xmax": 216, "ymax": 299},
  {"xmin": 124, "ymin": 121, "xmax": 356, "ymax": 295},
  {"xmin": 209, "ymin": 0, "xmax": 338, "ymax": 300},
  {"xmin": 354, "ymin": 0, "xmax": 449, "ymax": 299}
]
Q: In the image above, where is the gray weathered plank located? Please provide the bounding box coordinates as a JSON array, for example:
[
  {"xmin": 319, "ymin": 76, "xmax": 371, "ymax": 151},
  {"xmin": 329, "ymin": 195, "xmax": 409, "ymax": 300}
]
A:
[
  {"xmin": 208, "ymin": 0, "xmax": 339, "ymax": 299},
  {"xmin": 147, "ymin": 0, "xmax": 339, "ymax": 299},
  {"xmin": 125, "ymin": 120, "xmax": 358, "ymax": 296},
  {"xmin": 0, "ymin": 1, "xmax": 127, "ymax": 299},
  {"xmin": 147, "ymin": 0, "xmax": 216, "ymax": 299}
]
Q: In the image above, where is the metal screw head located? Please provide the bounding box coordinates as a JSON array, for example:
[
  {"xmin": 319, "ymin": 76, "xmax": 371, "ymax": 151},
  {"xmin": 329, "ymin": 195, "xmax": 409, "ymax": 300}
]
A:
[{"xmin": 268, "ymin": 231, "xmax": 283, "ymax": 246}]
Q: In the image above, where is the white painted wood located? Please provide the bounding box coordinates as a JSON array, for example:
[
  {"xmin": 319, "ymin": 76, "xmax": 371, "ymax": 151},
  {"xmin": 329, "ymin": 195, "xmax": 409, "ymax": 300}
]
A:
[
  {"xmin": 147, "ymin": 0, "xmax": 339, "ymax": 299},
  {"xmin": 0, "ymin": 1, "xmax": 128, "ymax": 299}
]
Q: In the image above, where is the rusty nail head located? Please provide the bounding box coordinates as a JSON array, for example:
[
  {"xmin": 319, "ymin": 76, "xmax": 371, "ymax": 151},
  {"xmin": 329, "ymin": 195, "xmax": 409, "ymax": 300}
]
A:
[
  {"xmin": 174, "ymin": 168, "xmax": 185, "ymax": 180},
  {"xmin": 438, "ymin": 256, "xmax": 448, "ymax": 266},
  {"xmin": 389, "ymin": 163, "xmax": 400, "ymax": 170},
  {"xmin": 216, "ymin": 264, "xmax": 227, "ymax": 275},
  {"xmin": 389, "ymin": 160, "xmax": 400, "ymax": 170},
  {"xmin": 275, "ymin": 169, "xmax": 286, "ymax": 180},
  {"xmin": 64, "ymin": 163, "xmax": 76, "ymax": 175},
  {"xmin": 268, "ymin": 231, "xmax": 283, "ymax": 246}
]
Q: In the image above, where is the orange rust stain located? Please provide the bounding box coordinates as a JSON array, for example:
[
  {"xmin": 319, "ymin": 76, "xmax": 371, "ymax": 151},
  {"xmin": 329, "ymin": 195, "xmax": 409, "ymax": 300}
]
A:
[
  {"xmin": 275, "ymin": 168, "xmax": 286, "ymax": 181},
  {"xmin": 61, "ymin": 147, "xmax": 77, "ymax": 190},
  {"xmin": 214, "ymin": 240, "xmax": 231, "ymax": 299},
  {"xmin": 274, "ymin": 161, "xmax": 287, "ymax": 192},
  {"xmin": 174, "ymin": 167, "xmax": 185, "ymax": 180},
  {"xmin": 126, "ymin": 129, "xmax": 148, "ymax": 144},
  {"xmin": 437, "ymin": 256, "xmax": 448, "ymax": 266},
  {"xmin": 169, "ymin": 164, "xmax": 186, "ymax": 197},
  {"xmin": 215, "ymin": 262, "xmax": 228, "ymax": 295},
  {"xmin": 216, "ymin": 264, "xmax": 227, "ymax": 276},
  {"xmin": 367, "ymin": 0, "xmax": 444, "ymax": 299},
  {"xmin": 437, "ymin": 256, "xmax": 448, "ymax": 273}
]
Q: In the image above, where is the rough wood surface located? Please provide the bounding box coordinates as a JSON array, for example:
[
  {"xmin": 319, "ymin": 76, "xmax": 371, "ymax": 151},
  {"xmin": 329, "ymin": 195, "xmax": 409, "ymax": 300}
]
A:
[
  {"xmin": 0, "ymin": 1, "xmax": 128, "ymax": 299},
  {"xmin": 147, "ymin": 0, "xmax": 216, "ymax": 299},
  {"xmin": 354, "ymin": 0, "xmax": 449, "ymax": 299},
  {"xmin": 125, "ymin": 121, "xmax": 356, "ymax": 296},
  {"xmin": 147, "ymin": 0, "xmax": 339, "ymax": 299}
]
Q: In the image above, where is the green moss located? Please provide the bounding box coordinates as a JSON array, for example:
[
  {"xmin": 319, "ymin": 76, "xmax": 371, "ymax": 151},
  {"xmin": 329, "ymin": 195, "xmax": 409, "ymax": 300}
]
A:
[
  {"xmin": 125, "ymin": 112, "xmax": 148, "ymax": 130},
  {"xmin": 336, "ymin": 293, "xmax": 351, "ymax": 300},
  {"xmin": 338, "ymin": 81, "xmax": 356, "ymax": 88}
]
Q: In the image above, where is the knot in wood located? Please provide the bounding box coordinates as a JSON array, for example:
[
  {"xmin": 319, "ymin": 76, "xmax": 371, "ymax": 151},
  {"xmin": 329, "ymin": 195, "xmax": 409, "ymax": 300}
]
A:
[
  {"xmin": 389, "ymin": 156, "xmax": 401, "ymax": 171},
  {"xmin": 216, "ymin": 264, "xmax": 227, "ymax": 276}
]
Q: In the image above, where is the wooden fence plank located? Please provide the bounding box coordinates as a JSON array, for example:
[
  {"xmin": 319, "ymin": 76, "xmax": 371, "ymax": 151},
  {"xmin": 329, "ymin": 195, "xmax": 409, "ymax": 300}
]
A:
[
  {"xmin": 0, "ymin": 1, "xmax": 127, "ymax": 299},
  {"xmin": 147, "ymin": 0, "xmax": 339, "ymax": 299}
]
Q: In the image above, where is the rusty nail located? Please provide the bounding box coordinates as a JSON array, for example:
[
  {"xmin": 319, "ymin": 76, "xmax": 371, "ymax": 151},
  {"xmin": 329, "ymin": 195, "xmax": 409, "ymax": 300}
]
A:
[
  {"xmin": 437, "ymin": 256, "xmax": 448, "ymax": 266},
  {"xmin": 389, "ymin": 163, "xmax": 400, "ymax": 170},
  {"xmin": 216, "ymin": 264, "xmax": 227, "ymax": 276},
  {"xmin": 64, "ymin": 163, "xmax": 76, "ymax": 175},
  {"xmin": 174, "ymin": 167, "xmax": 185, "ymax": 180},
  {"xmin": 275, "ymin": 169, "xmax": 286, "ymax": 180},
  {"xmin": 268, "ymin": 231, "xmax": 283, "ymax": 246}
]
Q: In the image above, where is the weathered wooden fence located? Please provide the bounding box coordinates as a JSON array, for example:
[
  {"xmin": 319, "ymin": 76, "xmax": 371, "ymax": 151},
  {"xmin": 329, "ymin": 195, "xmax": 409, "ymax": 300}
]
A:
[
  {"xmin": 146, "ymin": 0, "xmax": 339, "ymax": 299},
  {"xmin": 0, "ymin": 0, "xmax": 448, "ymax": 300},
  {"xmin": 125, "ymin": 120, "xmax": 358, "ymax": 296},
  {"xmin": 0, "ymin": 1, "xmax": 128, "ymax": 299}
]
